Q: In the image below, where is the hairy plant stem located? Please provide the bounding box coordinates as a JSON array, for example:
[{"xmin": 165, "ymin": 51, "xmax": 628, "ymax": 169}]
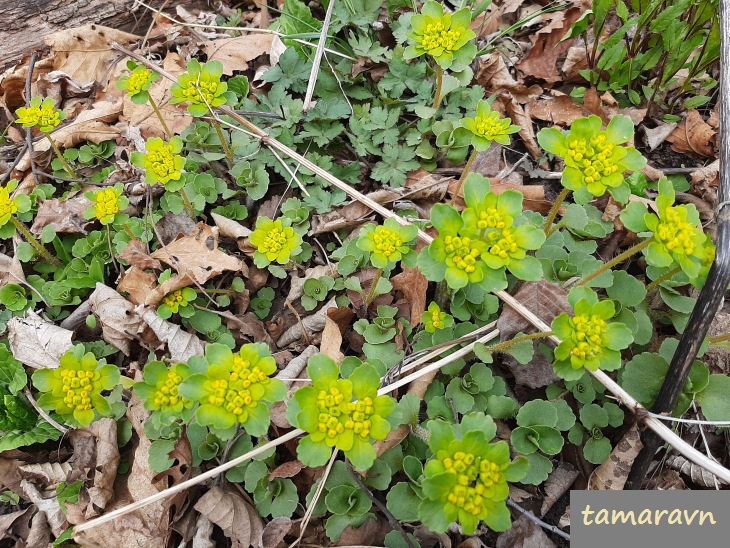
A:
[
  {"xmin": 646, "ymin": 265, "xmax": 683, "ymax": 292},
  {"xmin": 179, "ymin": 187, "xmax": 195, "ymax": 217},
  {"xmin": 575, "ymin": 238, "xmax": 652, "ymax": 287},
  {"xmin": 487, "ymin": 331, "xmax": 554, "ymax": 354},
  {"xmin": 10, "ymin": 216, "xmax": 60, "ymax": 265},
  {"xmin": 432, "ymin": 65, "xmax": 444, "ymax": 109},
  {"xmin": 44, "ymin": 133, "xmax": 78, "ymax": 179},
  {"xmin": 212, "ymin": 119, "xmax": 234, "ymax": 166},
  {"xmin": 364, "ymin": 267, "xmax": 383, "ymax": 309},
  {"xmin": 543, "ymin": 187, "xmax": 570, "ymax": 236},
  {"xmin": 148, "ymin": 95, "xmax": 171, "ymax": 137},
  {"xmin": 547, "ymin": 220, "xmax": 567, "ymax": 238},
  {"xmin": 449, "ymin": 148, "xmax": 477, "ymax": 206}
]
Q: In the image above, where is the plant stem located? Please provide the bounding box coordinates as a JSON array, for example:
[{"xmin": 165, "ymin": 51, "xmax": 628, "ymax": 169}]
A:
[
  {"xmin": 487, "ymin": 331, "xmax": 554, "ymax": 354},
  {"xmin": 709, "ymin": 332, "xmax": 730, "ymax": 345},
  {"xmin": 449, "ymin": 148, "xmax": 477, "ymax": 206},
  {"xmin": 543, "ymin": 187, "xmax": 570, "ymax": 236},
  {"xmin": 179, "ymin": 187, "xmax": 196, "ymax": 217},
  {"xmin": 575, "ymin": 238, "xmax": 653, "ymax": 287},
  {"xmin": 148, "ymin": 95, "xmax": 171, "ymax": 138},
  {"xmin": 432, "ymin": 65, "xmax": 444, "ymax": 109},
  {"xmin": 364, "ymin": 267, "xmax": 383, "ymax": 309},
  {"xmin": 45, "ymin": 133, "xmax": 78, "ymax": 179},
  {"xmin": 212, "ymin": 119, "xmax": 234, "ymax": 167},
  {"xmin": 547, "ymin": 220, "xmax": 567, "ymax": 238},
  {"xmin": 646, "ymin": 265, "xmax": 683, "ymax": 292},
  {"xmin": 10, "ymin": 216, "xmax": 60, "ymax": 265}
]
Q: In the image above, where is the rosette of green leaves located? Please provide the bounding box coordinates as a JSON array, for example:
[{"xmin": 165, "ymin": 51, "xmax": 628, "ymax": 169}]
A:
[
  {"xmin": 356, "ymin": 217, "xmax": 418, "ymax": 269},
  {"xmin": 31, "ymin": 344, "xmax": 120, "ymax": 427},
  {"xmin": 419, "ymin": 413, "xmax": 528, "ymax": 534},
  {"xmin": 169, "ymin": 59, "xmax": 235, "ymax": 116},
  {"xmin": 403, "ymin": 1, "xmax": 477, "ymax": 71},
  {"xmin": 620, "ymin": 177, "xmax": 708, "ymax": 279},
  {"xmin": 567, "ymin": 402, "xmax": 624, "ymax": 465},
  {"xmin": 178, "ymin": 343, "xmax": 286, "ymax": 438},
  {"xmin": 537, "ymin": 114, "xmax": 646, "ymax": 203},
  {"xmin": 551, "ymin": 289, "xmax": 633, "ymax": 381},
  {"xmin": 287, "ymin": 354, "xmax": 396, "ymax": 470},
  {"xmin": 133, "ymin": 361, "xmax": 194, "ymax": 429}
]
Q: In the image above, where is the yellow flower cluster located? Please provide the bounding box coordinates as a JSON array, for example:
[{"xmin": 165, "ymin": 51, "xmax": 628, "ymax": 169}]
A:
[
  {"xmin": 655, "ymin": 208, "xmax": 697, "ymax": 256},
  {"xmin": 566, "ymin": 135, "xmax": 620, "ymax": 186},
  {"xmin": 443, "ymin": 235, "xmax": 481, "ymax": 274},
  {"xmin": 180, "ymin": 77, "xmax": 219, "ymax": 106},
  {"xmin": 152, "ymin": 370, "xmax": 184, "ymax": 409},
  {"xmin": 473, "ymin": 115, "xmax": 506, "ymax": 140},
  {"xmin": 163, "ymin": 289, "xmax": 185, "ymax": 308},
  {"xmin": 345, "ymin": 397, "xmax": 375, "ymax": 438},
  {"xmin": 60, "ymin": 369, "xmax": 94, "ymax": 413},
  {"xmin": 476, "ymin": 208, "xmax": 507, "ymax": 231},
  {"xmin": 0, "ymin": 187, "xmax": 19, "ymax": 220},
  {"xmin": 430, "ymin": 307, "xmax": 444, "ymax": 329},
  {"xmin": 316, "ymin": 386, "xmax": 346, "ymax": 439},
  {"xmin": 370, "ymin": 226, "xmax": 403, "ymax": 261},
  {"xmin": 487, "ymin": 227, "xmax": 519, "ymax": 260},
  {"xmin": 126, "ymin": 68, "xmax": 154, "ymax": 95},
  {"xmin": 147, "ymin": 142, "xmax": 179, "ymax": 181},
  {"xmin": 206, "ymin": 356, "xmax": 270, "ymax": 418},
  {"xmin": 569, "ymin": 314, "xmax": 608, "ymax": 361},
  {"xmin": 420, "ymin": 22, "xmax": 464, "ymax": 52},
  {"xmin": 16, "ymin": 98, "xmax": 62, "ymax": 132},
  {"xmin": 92, "ymin": 188, "xmax": 121, "ymax": 223},
  {"xmin": 442, "ymin": 452, "xmax": 496, "ymax": 517}
]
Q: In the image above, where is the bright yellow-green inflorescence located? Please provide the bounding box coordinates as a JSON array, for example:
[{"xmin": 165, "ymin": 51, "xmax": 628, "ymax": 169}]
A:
[
  {"xmin": 568, "ymin": 313, "xmax": 607, "ymax": 362},
  {"xmin": 345, "ymin": 397, "xmax": 375, "ymax": 439},
  {"xmin": 443, "ymin": 235, "xmax": 481, "ymax": 274},
  {"xmin": 441, "ymin": 451, "xmax": 495, "ymax": 517},
  {"xmin": 370, "ymin": 226, "xmax": 403, "ymax": 262},
  {"xmin": 147, "ymin": 141, "xmax": 179, "ymax": 181},
  {"xmin": 60, "ymin": 368, "xmax": 95, "ymax": 414},
  {"xmin": 476, "ymin": 208, "xmax": 507, "ymax": 231},
  {"xmin": 16, "ymin": 98, "xmax": 63, "ymax": 132},
  {"xmin": 260, "ymin": 225, "xmax": 289, "ymax": 256},
  {"xmin": 430, "ymin": 307, "xmax": 444, "ymax": 329},
  {"xmin": 420, "ymin": 21, "xmax": 464, "ymax": 53},
  {"xmin": 126, "ymin": 68, "xmax": 155, "ymax": 95},
  {"xmin": 153, "ymin": 370, "xmax": 184, "ymax": 410},
  {"xmin": 473, "ymin": 115, "xmax": 505, "ymax": 140},
  {"xmin": 207, "ymin": 356, "xmax": 269, "ymax": 418},
  {"xmin": 316, "ymin": 386, "xmax": 346, "ymax": 440},
  {"xmin": 163, "ymin": 289, "xmax": 186, "ymax": 308},
  {"xmin": 566, "ymin": 134, "xmax": 619, "ymax": 187},
  {"xmin": 92, "ymin": 188, "xmax": 121, "ymax": 223},
  {"xmin": 654, "ymin": 207, "xmax": 697, "ymax": 256},
  {"xmin": 0, "ymin": 187, "xmax": 19, "ymax": 221},
  {"xmin": 179, "ymin": 74, "xmax": 220, "ymax": 106},
  {"xmin": 486, "ymin": 227, "xmax": 519, "ymax": 260}
]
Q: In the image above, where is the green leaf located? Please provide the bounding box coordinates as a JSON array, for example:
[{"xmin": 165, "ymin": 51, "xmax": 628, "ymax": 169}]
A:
[
  {"xmin": 269, "ymin": 479, "xmax": 299, "ymax": 518},
  {"xmin": 511, "ymin": 426, "xmax": 540, "ymax": 454},
  {"xmin": 386, "ymin": 482, "xmax": 422, "ymax": 521},
  {"xmin": 520, "ymin": 453, "xmax": 552, "ymax": 485},
  {"xmin": 148, "ymin": 439, "xmax": 176, "ymax": 473},
  {"xmin": 0, "ymin": 347, "xmax": 27, "ymax": 394},
  {"xmin": 696, "ymin": 374, "xmax": 730, "ymax": 421},
  {"xmin": 532, "ymin": 425, "xmax": 564, "ymax": 455},
  {"xmin": 579, "ymin": 403, "xmax": 609, "ymax": 430},
  {"xmin": 0, "ymin": 418, "xmax": 62, "ymax": 451},
  {"xmin": 607, "ymin": 270, "xmax": 647, "ymax": 308},
  {"xmin": 584, "ymin": 436, "xmax": 612, "ymax": 464},
  {"xmin": 619, "ymin": 202, "xmax": 649, "ymax": 233},
  {"xmin": 516, "ymin": 400, "xmax": 558, "ymax": 428}
]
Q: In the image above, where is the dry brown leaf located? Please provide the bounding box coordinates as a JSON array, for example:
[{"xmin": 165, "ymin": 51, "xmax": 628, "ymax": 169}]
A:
[
  {"xmin": 89, "ymin": 283, "xmax": 145, "ymax": 356},
  {"xmin": 277, "ymin": 297, "xmax": 338, "ymax": 348},
  {"xmin": 30, "ymin": 194, "xmax": 94, "ymax": 235},
  {"xmin": 212, "ymin": 211, "xmax": 252, "ymax": 240},
  {"xmin": 644, "ymin": 121, "xmax": 678, "ymax": 151},
  {"xmin": 391, "ymin": 266, "xmax": 428, "ymax": 327},
  {"xmin": 36, "ymin": 70, "xmax": 95, "ymax": 107},
  {"xmin": 334, "ymin": 516, "xmax": 387, "ymax": 547},
  {"xmin": 118, "ymin": 239, "xmax": 164, "ymax": 271},
  {"xmin": 588, "ymin": 423, "xmax": 643, "ymax": 490},
  {"xmin": 223, "ymin": 311, "xmax": 274, "ymax": 346},
  {"xmin": 194, "ymin": 485, "xmax": 264, "ymax": 548},
  {"xmin": 7, "ymin": 310, "xmax": 73, "ymax": 369},
  {"xmin": 18, "ymin": 462, "xmax": 73, "ymax": 489},
  {"xmin": 20, "ymin": 480, "xmax": 67, "ymax": 537},
  {"xmin": 502, "ymin": 96, "xmax": 542, "ymax": 159},
  {"xmin": 530, "ymin": 95, "xmax": 591, "ymax": 126},
  {"xmin": 561, "ymin": 46, "xmax": 589, "ymax": 82},
  {"xmin": 690, "ymin": 158, "xmax": 720, "ymax": 202},
  {"xmin": 0, "ymin": 253, "xmax": 26, "ymax": 288},
  {"xmin": 320, "ymin": 309, "xmax": 346, "ymax": 363},
  {"xmin": 497, "ymin": 281, "xmax": 571, "ymax": 388},
  {"xmin": 262, "ymin": 517, "xmax": 292, "ymax": 548},
  {"xmin": 204, "ymin": 35, "xmax": 274, "ymax": 75},
  {"xmin": 667, "ymin": 109, "xmax": 717, "ymax": 158},
  {"xmin": 665, "ymin": 454, "xmax": 727, "ymax": 488},
  {"xmin": 117, "ymin": 266, "xmax": 158, "ymax": 306},
  {"xmin": 269, "ymin": 460, "xmax": 306, "ymax": 480},
  {"xmin": 540, "ymin": 463, "xmax": 579, "ymax": 517},
  {"xmin": 82, "ymin": 418, "xmax": 120, "ymax": 513},
  {"xmin": 193, "ymin": 514, "xmax": 217, "ymax": 548},
  {"xmin": 137, "ymin": 305, "xmax": 206, "ymax": 361},
  {"xmin": 271, "ymin": 345, "xmax": 318, "ymax": 428},
  {"xmin": 475, "ymin": 51, "xmax": 542, "ymax": 103},
  {"xmin": 496, "ymin": 514, "xmax": 556, "ymax": 548}
]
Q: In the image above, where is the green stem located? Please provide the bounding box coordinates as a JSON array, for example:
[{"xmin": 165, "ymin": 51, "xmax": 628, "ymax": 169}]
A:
[
  {"xmin": 575, "ymin": 238, "xmax": 653, "ymax": 287},
  {"xmin": 432, "ymin": 65, "xmax": 444, "ymax": 110},
  {"xmin": 488, "ymin": 331, "xmax": 554, "ymax": 354},
  {"xmin": 646, "ymin": 265, "xmax": 683, "ymax": 292},
  {"xmin": 45, "ymin": 133, "xmax": 78, "ymax": 179},
  {"xmin": 543, "ymin": 187, "xmax": 570, "ymax": 236},
  {"xmin": 148, "ymin": 95, "xmax": 171, "ymax": 138},
  {"xmin": 450, "ymin": 148, "xmax": 477, "ymax": 206},
  {"xmin": 709, "ymin": 332, "xmax": 730, "ymax": 345},
  {"xmin": 10, "ymin": 216, "xmax": 60, "ymax": 265},
  {"xmin": 179, "ymin": 187, "xmax": 196, "ymax": 217},
  {"xmin": 364, "ymin": 268, "xmax": 383, "ymax": 309},
  {"xmin": 547, "ymin": 220, "xmax": 567, "ymax": 238},
  {"xmin": 212, "ymin": 119, "xmax": 234, "ymax": 167}
]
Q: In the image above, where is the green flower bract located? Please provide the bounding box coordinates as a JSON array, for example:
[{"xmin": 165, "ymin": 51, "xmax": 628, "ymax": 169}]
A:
[
  {"xmin": 84, "ymin": 183, "xmax": 128, "ymax": 225},
  {"xmin": 133, "ymin": 361, "xmax": 194, "ymax": 426},
  {"xmin": 157, "ymin": 287, "xmax": 197, "ymax": 319},
  {"xmin": 356, "ymin": 217, "xmax": 418, "ymax": 269},
  {"xmin": 0, "ymin": 179, "xmax": 31, "ymax": 229},
  {"xmin": 16, "ymin": 97, "xmax": 65, "ymax": 132},
  {"xmin": 169, "ymin": 59, "xmax": 233, "ymax": 117},
  {"xmin": 116, "ymin": 61, "xmax": 159, "ymax": 105},
  {"xmin": 249, "ymin": 216, "xmax": 303, "ymax": 267},
  {"xmin": 131, "ymin": 136, "xmax": 186, "ymax": 186},
  {"xmin": 460, "ymin": 101, "xmax": 520, "ymax": 151},
  {"xmin": 422, "ymin": 302, "xmax": 453, "ymax": 333}
]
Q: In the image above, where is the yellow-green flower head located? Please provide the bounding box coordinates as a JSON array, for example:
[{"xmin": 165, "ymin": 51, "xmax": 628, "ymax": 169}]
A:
[
  {"xmin": 552, "ymin": 292, "xmax": 633, "ymax": 380},
  {"xmin": 460, "ymin": 101, "xmax": 520, "ymax": 151},
  {"xmin": 131, "ymin": 136, "xmax": 186, "ymax": 185},
  {"xmin": 250, "ymin": 216, "xmax": 303, "ymax": 267},
  {"xmin": 134, "ymin": 361, "xmax": 193, "ymax": 426},
  {"xmin": 169, "ymin": 59, "xmax": 233, "ymax": 117},
  {"xmin": 15, "ymin": 97, "xmax": 66, "ymax": 132},
  {"xmin": 289, "ymin": 355, "xmax": 396, "ymax": 470},
  {"xmin": 688, "ymin": 235, "xmax": 715, "ymax": 289},
  {"xmin": 178, "ymin": 343, "xmax": 286, "ymax": 437},
  {"xmin": 419, "ymin": 414, "xmax": 529, "ymax": 534},
  {"xmin": 157, "ymin": 286, "xmax": 197, "ymax": 319},
  {"xmin": 404, "ymin": 2, "xmax": 477, "ymax": 70},
  {"xmin": 422, "ymin": 302, "xmax": 453, "ymax": 333},
  {"xmin": 116, "ymin": 60, "xmax": 160, "ymax": 105},
  {"xmin": 31, "ymin": 346, "xmax": 120, "ymax": 427},
  {"xmin": 356, "ymin": 217, "xmax": 418, "ymax": 269},
  {"xmin": 84, "ymin": 183, "xmax": 128, "ymax": 225},
  {"xmin": 537, "ymin": 115, "xmax": 647, "ymax": 200},
  {"xmin": 0, "ymin": 179, "xmax": 31, "ymax": 229}
]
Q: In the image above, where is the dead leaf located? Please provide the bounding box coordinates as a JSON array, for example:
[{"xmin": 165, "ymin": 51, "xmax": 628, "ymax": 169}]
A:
[
  {"xmin": 0, "ymin": 253, "xmax": 26, "ymax": 288},
  {"xmin": 193, "ymin": 514, "xmax": 217, "ymax": 548},
  {"xmin": 137, "ymin": 305, "xmax": 206, "ymax": 361},
  {"xmin": 81, "ymin": 418, "xmax": 120, "ymax": 514},
  {"xmin": 117, "ymin": 266, "xmax": 158, "ymax": 306},
  {"xmin": 18, "ymin": 462, "xmax": 73, "ymax": 489},
  {"xmin": 7, "ymin": 310, "xmax": 73, "ymax": 369},
  {"xmin": 476, "ymin": 51, "xmax": 543, "ymax": 103},
  {"xmin": 665, "ymin": 454, "xmax": 727, "ymax": 488},
  {"xmin": 30, "ymin": 195, "xmax": 94, "ymax": 235},
  {"xmin": 667, "ymin": 109, "xmax": 717, "ymax": 158},
  {"xmin": 269, "ymin": 460, "xmax": 306, "ymax": 480},
  {"xmin": 644, "ymin": 121, "xmax": 679, "ymax": 151},
  {"xmin": 194, "ymin": 485, "xmax": 264, "ymax": 548},
  {"xmin": 213, "ymin": 211, "xmax": 252, "ymax": 240},
  {"xmin": 20, "ymin": 480, "xmax": 67, "ymax": 537},
  {"xmin": 204, "ymin": 35, "xmax": 274, "ymax": 75},
  {"xmin": 502, "ymin": 96, "xmax": 542, "ymax": 159},
  {"xmin": 334, "ymin": 515, "xmax": 387, "ymax": 546},
  {"xmin": 496, "ymin": 514, "xmax": 556, "ymax": 548},
  {"xmin": 391, "ymin": 267, "xmax": 428, "ymax": 327},
  {"xmin": 89, "ymin": 283, "xmax": 145, "ymax": 356},
  {"xmin": 530, "ymin": 95, "xmax": 591, "ymax": 126},
  {"xmin": 320, "ymin": 308, "xmax": 347, "ymax": 363},
  {"xmin": 540, "ymin": 463, "xmax": 578, "ymax": 517},
  {"xmin": 262, "ymin": 517, "xmax": 292, "ymax": 548},
  {"xmin": 690, "ymin": 158, "xmax": 720, "ymax": 198},
  {"xmin": 561, "ymin": 46, "xmax": 589, "ymax": 82},
  {"xmin": 271, "ymin": 345, "xmax": 318, "ymax": 428},
  {"xmin": 588, "ymin": 423, "xmax": 643, "ymax": 490},
  {"xmin": 118, "ymin": 239, "xmax": 163, "ymax": 271},
  {"xmin": 36, "ymin": 70, "xmax": 95, "ymax": 106},
  {"xmin": 277, "ymin": 297, "xmax": 338, "ymax": 348}
]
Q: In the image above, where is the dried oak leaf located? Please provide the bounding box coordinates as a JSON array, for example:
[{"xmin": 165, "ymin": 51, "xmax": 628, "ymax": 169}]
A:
[
  {"xmin": 20, "ymin": 480, "xmax": 67, "ymax": 537},
  {"xmin": 78, "ymin": 418, "xmax": 120, "ymax": 515},
  {"xmin": 117, "ymin": 266, "xmax": 158, "ymax": 306},
  {"xmin": 262, "ymin": 517, "xmax": 292, "ymax": 548},
  {"xmin": 30, "ymin": 194, "xmax": 94, "ymax": 235},
  {"xmin": 89, "ymin": 283, "xmax": 145, "ymax": 356},
  {"xmin": 204, "ymin": 35, "xmax": 274, "ymax": 75},
  {"xmin": 540, "ymin": 462, "xmax": 579, "ymax": 517},
  {"xmin": 530, "ymin": 95, "xmax": 591, "ymax": 126},
  {"xmin": 194, "ymin": 485, "xmax": 264, "ymax": 548},
  {"xmin": 7, "ymin": 310, "xmax": 73, "ymax": 369},
  {"xmin": 0, "ymin": 253, "xmax": 26, "ymax": 288},
  {"xmin": 269, "ymin": 460, "xmax": 306, "ymax": 480},
  {"xmin": 18, "ymin": 462, "xmax": 73, "ymax": 490},
  {"xmin": 475, "ymin": 51, "xmax": 542, "ymax": 103},
  {"xmin": 667, "ymin": 110, "xmax": 717, "ymax": 158}
]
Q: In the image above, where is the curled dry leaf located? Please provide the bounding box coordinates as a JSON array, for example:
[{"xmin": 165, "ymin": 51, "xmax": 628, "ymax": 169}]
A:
[
  {"xmin": 194, "ymin": 485, "xmax": 265, "ymax": 548},
  {"xmin": 118, "ymin": 239, "xmax": 163, "ymax": 271},
  {"xmin": 193, "ymin": 514, "xmax": 217, "ymax": 548},
  {"xmin": 529, "ymin": 95, "xmax": 591, "ymax": 126},
  {"xmin": 80, "ymin": 418, "xmax": 121, "ymax": 514},
  {"xmin": 20, "ymin": 480, "xmax": 67, "ymax": 537},
  {"xmin": 588, "ymin": 423, "xmax": 643, "ymax": 490},
  {"xmin": 475, "ymin": 51, "xmax": 542, "ymax": 103},
  {"xmin": 496, "ymin": 514, "xmax": 556, "ymax": 548},
  {"xmin": 212, "ymin": 211, "xmax": 252, "ymax": 240},
  {"xmin": 270, "ymin": 345, "xmax": 318, "ymax": 428},
  {"xmin": 117, "ymin": 266, "xmax": 158, "ymax": 306},
  {"xmin": 644, "ymin": 122, "xmax": 678, "ymax": 151},
  {"xmin": 391, "ymin": 266, "xmax": 428, "ymax": 327},
  {"xmin": 203, "ymin": 35, "xmax": 274, "ymax": 75},
  {"xmin": 137, "ymin": 305, "xmax": 206, "ymax": 362},
  {"xmin": 645, "ymin": 468, "xmax": 686, "ymax": 491},
  {"xmin": 262, "ymin": 517, "xmax": 293, "ymax": 548},
  {"xmin": 665, "ymin": 454, "xmax": 727, "ymax": 488},
  {"xmin": 500, "ymin": 95, "xmax": 542, "ymax": 160},
  {"xmin": 540, "ymin": 462, "xmax": 579, "ymax": 517},
  {"xmin": 30, "ymin": 194, "xmax": 94, "ymax": 235},
  {"xmin": 7, "ymin": 310, "xmax": 73, "ymax": 369},
  {"xmin": 36, "ymin": 70, "xmax": 95, "ymax": 106},
  {"xmin": 89, "ymin": 283, "xmax": 145, "ymax": 356},
  {"xmin": 18, "ymin": 462, "xmax": 73, "ymax": 490},
  {"xmin": 320, "ymin": 310, "xmax": 345, "ymax": 363},
  {"xmin": 667, "ymin": 110, "xmax": 717, "ymax": 158},
  {"xmin": 0, "ymin": 253, "xmax": 26, "ymax": 288},
  {"xmin": 269, "ymin": 460, "xmax": 306, "ymax": 480}
]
